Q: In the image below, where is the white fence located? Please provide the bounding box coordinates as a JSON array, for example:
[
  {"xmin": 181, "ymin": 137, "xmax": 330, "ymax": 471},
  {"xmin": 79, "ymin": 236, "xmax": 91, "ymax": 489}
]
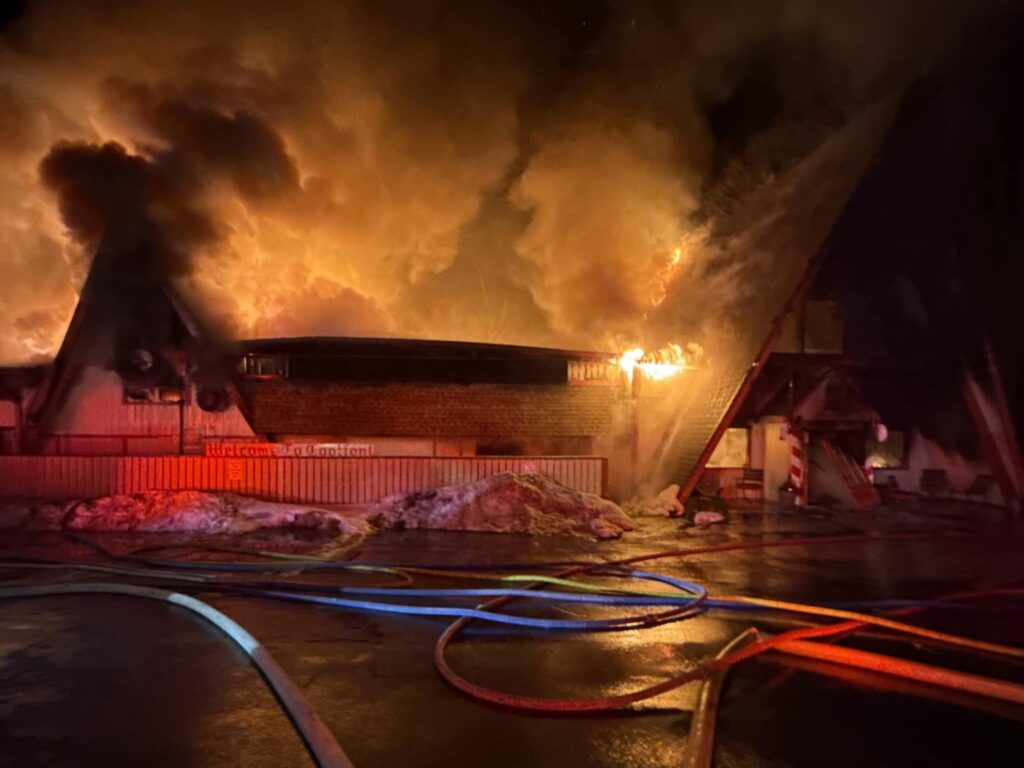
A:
[{"xmin": 0, "ymin": 455, "xmax": 607, "ymax": 503}]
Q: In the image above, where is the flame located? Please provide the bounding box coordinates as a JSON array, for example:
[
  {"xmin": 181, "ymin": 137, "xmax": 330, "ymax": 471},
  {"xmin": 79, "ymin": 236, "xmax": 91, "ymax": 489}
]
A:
[
  {"xmin": 651, "ymin": 246, "xmax": 684, "ymax": 307},
  {"xmin": 613, "ymin": 342, "xmax": 689, "ymax": 382}
]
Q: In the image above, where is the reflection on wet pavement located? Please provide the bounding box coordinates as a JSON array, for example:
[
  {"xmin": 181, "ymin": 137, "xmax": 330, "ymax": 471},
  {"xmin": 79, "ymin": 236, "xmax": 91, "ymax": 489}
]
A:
[{"xmin": 1, "ymin": 504, "xmax": 1022, "ymax": 767}]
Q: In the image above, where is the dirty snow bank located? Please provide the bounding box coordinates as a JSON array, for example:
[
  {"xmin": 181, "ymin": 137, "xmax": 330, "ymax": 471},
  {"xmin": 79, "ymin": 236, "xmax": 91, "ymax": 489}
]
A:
[
  {"xmin": 373, "ymin": 472, "xmax": 635, "ymax": 539},
  {"xmin": 62, "ymin": 490, "xmax": 370, "ymax": 535},
  {"xmin": 0, "ymin": 498, "xmax": 67, "ymax": 530},
  {"xmin": 3, "ymin": 475, "xmax": 631, "ymax": 539},
  {"xmin": 623, "ymin": 485, "xmax": 683, "ymax": 517}
]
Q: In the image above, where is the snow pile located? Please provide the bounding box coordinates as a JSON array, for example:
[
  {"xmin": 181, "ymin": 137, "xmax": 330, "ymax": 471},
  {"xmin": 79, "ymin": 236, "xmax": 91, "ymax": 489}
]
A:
[
  {"xmin": 0, "ymin": 498, "xmax": 67, "ymax": 530},
  {"xmin": 63, "ymin": 490, "xmax": 369, "ymax": 536},
  {"xmin": 373, "ymin": 472, "xmax": 635, "ymax": 540},
  {"xmin": 694, "ymin": 510, "xmax": 726, "ymax": 525},
  {"xmin": 623, "ymin": 485, "xmax": 684, "ymax": 517}
]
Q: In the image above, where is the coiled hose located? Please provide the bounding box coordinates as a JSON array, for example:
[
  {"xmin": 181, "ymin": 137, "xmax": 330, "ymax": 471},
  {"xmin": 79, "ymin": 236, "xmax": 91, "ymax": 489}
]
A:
[
  {"xmin": 5, "ymin": 530, "xmax": 1024, "ymax": 764},
  {"xmin": 432, "ymin": 534, "xmax": 1024, "ymax": 712}
]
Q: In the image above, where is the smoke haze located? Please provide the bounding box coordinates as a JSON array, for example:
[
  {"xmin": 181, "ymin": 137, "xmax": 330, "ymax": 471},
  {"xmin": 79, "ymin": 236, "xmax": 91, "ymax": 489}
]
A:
[{"xmin": 0, "ymin": 0, "xmax": 994, "ymax": 364}]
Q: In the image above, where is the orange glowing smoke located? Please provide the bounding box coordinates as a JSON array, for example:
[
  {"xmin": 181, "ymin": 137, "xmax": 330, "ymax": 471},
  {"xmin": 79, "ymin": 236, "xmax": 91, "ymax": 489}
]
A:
[
  {"xmin": 0, "ymin": 1, "xmax": 947, "ymax": 367},
  {"xmin": 0, "ymin": 3, "xmax": 752, "ymax": 363}
]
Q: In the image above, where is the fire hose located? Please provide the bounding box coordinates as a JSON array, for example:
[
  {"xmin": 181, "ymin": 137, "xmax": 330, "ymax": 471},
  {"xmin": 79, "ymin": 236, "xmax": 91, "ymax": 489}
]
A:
[
  {"xmin": 0, "ymin": 581, "xmax": 355, "ymax": 768},
  {"xmin": 682, "ymin": 629, "xmax": 758, "ymax": 768},
  {"xmin": 3, "ymin": 530, "xmax": 1024, "ymax": 766},
  {"xmin": 431, "ymin": 534, "xmax": 1024, "ymax": 712}
]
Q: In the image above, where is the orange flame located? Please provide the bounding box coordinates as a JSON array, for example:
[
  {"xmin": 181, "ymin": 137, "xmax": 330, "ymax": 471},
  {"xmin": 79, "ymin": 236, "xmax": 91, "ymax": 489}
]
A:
[
  {"xmin": 651, "ymin": 247, "xmax": 683, "ymax": 307},
  {"xmin": 613, "ymin": 342, "xmax": 689, "ymax": 382}
]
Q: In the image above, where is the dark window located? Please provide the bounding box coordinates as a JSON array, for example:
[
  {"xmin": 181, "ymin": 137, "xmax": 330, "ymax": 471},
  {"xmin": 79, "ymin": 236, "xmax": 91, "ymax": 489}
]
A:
[
  {"xmin": 803, "ymin": 300, "xmax": 844, "ymax": 353},
  {"xmin": 124, "ymin": 387, "xmax": 153, "ymax": 404},
  {"xmin": 123, "ymin": 386, "xmax": 185, "ymax": 405},
  {"xmin": 0, "ymin": 428, "xmax": 16, "ymax": 454},
  {"xmin": 240, "ymin": 354, "xmax": 289, "ymax": 378},
  {"xmin": 825, "ymin": 379, "xmax": 858, "ymax": 412},
  {"xmin": 866, "ymin": 430, "xmax": 907, "ymax": 469}
]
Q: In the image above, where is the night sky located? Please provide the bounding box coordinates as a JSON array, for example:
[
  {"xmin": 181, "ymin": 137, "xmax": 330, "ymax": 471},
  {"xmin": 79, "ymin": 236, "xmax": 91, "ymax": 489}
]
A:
[{"xmin": 815, "ymin": 13, "xmax": 1024, "ymax": 435}]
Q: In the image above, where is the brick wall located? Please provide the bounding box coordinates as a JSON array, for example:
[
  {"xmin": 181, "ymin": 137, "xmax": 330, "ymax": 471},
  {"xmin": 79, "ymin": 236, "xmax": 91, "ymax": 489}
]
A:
[{"xmin": 243, "ymin": 381, "xmax": 621, "ymax": 438}]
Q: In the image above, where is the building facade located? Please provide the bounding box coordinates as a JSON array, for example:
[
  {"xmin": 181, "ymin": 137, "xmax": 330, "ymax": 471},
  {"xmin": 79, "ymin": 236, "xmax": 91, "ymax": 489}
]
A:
[{"xmin": 0, "ymin": 268, "xmax": 640, "ymax": 500}]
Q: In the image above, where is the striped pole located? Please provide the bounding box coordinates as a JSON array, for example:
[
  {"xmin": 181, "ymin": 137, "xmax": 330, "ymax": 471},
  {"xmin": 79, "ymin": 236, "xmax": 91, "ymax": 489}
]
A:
[{"xmin": 788, "ymin": 424, "xmax": 807, "ymax": 505}]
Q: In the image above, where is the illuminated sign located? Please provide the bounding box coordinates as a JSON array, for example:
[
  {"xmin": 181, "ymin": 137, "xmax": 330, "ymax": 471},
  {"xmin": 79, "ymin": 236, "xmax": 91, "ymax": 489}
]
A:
[{"xmin": 205, "ymin": 442, "xmax": 374, "ymax": 458}]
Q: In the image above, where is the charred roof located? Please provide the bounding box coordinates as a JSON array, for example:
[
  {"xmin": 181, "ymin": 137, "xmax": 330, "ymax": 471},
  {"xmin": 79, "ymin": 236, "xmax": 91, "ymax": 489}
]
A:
[{"xmin": 235, "ymin": 336, "xmax": 615, "ymax": 386}]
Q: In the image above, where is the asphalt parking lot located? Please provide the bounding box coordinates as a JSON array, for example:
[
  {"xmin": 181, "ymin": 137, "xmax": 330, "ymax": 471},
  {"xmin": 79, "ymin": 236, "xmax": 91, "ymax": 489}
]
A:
[{"xmin": 2, "ymin": 504, "xmax": 1022, "ymax": 768}]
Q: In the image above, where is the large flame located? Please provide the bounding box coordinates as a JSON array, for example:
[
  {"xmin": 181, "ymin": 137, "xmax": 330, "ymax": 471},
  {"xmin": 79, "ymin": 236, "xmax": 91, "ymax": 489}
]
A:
[{"xmin": 613, "ymin": 342, "xmax": 691, "ymax": 382}]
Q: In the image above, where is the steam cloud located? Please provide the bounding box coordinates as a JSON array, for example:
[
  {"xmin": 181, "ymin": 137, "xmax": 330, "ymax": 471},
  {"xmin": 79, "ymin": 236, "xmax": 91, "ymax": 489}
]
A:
[{"xmin": 0, "ymin": 0, "xmax": 991, "ymax": 363}]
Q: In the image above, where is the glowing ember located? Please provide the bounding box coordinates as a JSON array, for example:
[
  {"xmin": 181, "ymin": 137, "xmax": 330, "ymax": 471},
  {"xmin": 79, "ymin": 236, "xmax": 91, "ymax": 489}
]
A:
[{"xmin": 613, "ymin": 343, "xmax": 689, "ymax": 382}]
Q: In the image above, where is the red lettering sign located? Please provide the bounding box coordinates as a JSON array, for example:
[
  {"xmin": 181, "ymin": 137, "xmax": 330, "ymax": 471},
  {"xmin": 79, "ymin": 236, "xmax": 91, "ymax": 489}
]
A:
[
  {"xmin": 204, "ymin": 442, "xmax": 374, "ymax": 458},
  {"xmin": 205, "ymin": 443, "xmax": 276, "ymax": 458}
]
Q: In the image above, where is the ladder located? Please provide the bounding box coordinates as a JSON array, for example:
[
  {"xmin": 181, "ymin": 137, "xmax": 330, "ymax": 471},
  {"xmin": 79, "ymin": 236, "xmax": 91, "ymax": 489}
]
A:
[{"xmin": 821, "ymin": 439, "xmax": 881, "ymax": 509}]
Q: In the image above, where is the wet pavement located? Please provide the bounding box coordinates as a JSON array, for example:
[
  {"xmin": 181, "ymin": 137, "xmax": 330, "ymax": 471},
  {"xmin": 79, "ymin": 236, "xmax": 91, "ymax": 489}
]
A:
[{"xmin": 1, "ymin": 503, "xmax": 1023, "ymax": 767}]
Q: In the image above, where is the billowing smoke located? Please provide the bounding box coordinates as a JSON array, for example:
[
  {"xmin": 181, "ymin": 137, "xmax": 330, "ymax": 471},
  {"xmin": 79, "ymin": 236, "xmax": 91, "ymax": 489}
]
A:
[
  {"xmin": 0, "ymin": 0, "xmax": 994, "ymax": 365},
  {"xmin": 39, "ymin": 139, "xmax": 215, "ymax": 275},
  {"xmin": 36, "ymin": 85, "xmax": 307, "ymax": 347}
]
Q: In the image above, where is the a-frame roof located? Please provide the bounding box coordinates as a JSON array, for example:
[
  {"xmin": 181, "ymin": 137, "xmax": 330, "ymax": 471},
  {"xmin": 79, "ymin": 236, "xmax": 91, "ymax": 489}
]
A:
[
  {"xmin": 25, "ymin": 229, "xmax": 205, "ymax": 431},
  {"xmin": 659, "ymin": 94, "xmax": 904, "ymax": 498}
]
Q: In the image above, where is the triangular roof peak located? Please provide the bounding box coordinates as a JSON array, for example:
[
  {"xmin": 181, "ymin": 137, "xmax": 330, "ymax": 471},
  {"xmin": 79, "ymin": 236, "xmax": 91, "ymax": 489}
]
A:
[{"xmin": 26, "ymin": 229, "xmax": 204, "ymax": 429}]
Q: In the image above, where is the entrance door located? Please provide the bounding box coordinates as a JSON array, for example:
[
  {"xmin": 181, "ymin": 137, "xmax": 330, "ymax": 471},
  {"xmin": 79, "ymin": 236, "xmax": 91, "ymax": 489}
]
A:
[{"xmin": 763, "ymin": 421, "xmax": 791, "ymax": 502}]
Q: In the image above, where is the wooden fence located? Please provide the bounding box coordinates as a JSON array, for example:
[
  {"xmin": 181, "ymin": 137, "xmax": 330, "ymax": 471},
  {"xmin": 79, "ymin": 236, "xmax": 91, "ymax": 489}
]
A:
[{"xmin": 0, "ymin": 455, "xmax": 607, "ymax": 503}]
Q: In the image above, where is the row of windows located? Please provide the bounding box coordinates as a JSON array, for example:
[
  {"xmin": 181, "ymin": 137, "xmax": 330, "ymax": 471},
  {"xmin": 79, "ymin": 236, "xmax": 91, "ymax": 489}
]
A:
[
  {"xmin": 122, "ymin": 355, "xmax": 289, "ymax": 405},
  {"xmin": 568, "ymin": 360, "xmax": 617, "ymax": 382},
  {"xmin": 123, "ymin": 386, "xmax": 185, "ymax": 405},
  {"xmin": 239, "ymin": 354, "xmax": 289, "ymax": 378},
  {"xmin": 238, "ymin": 354, "xmax": 611, "ymax": 383}
]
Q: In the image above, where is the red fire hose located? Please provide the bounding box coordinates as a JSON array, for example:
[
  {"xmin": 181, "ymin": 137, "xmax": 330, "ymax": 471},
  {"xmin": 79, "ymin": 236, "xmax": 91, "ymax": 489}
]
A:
[{"xmin": 434, "ymin": 532, "xmax": 1024, "ymax": 712}]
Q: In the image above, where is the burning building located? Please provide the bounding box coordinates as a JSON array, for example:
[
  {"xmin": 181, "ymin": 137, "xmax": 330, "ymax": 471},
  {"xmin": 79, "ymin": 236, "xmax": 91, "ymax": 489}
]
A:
[
  {"xmin": 3, "ymin": 78, "xmax": 1019, "ymax": 511},
  {"xmin": 3, "ymin": 230, "xmax": 1013, "ymax": 510},
  {"xmin": 0, "ymin": 235, "xmax": 636, "ymax": 500},
  {"xmin": 0, "ymin": 2, "xmax": 1020, "ymax": 511}
]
